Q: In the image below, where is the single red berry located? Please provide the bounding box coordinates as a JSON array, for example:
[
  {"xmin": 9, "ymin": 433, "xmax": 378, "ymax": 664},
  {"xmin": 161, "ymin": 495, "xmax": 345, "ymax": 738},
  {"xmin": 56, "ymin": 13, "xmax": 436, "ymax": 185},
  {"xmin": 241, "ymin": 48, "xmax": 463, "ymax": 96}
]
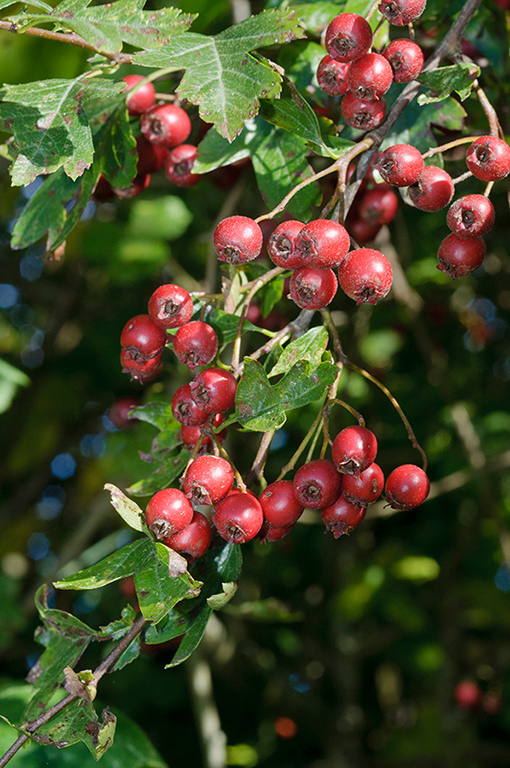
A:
[
  {"xmin": 358, "ymin": 185, "xmax": 399, "ymax": 226},
  {"xmin": 293, "ymin": 219, "xmax": 350, "ymax": 269},
  {"xmin": 332, "ymin": 426, "xmax": 378, "ymax": 476},
  {"xmin": 454, "ymin": 681, "xmax": 482, "ymax": 711},
  {"xmin": 378, "ymin": 0, "xmax": 426, "ymax": 25},
  {"xmin": 437, "ymin": 233, "xmax": 486, "ymax": 278},
  {"xmin": 292, "ymin": 460, "xmax": 342, "ymax": 510},
  {"xmin": 342, "ymin": 94, "xmax": 386, "ymax": 131},
  {"xmin": 325, "ymin": 13, "xmax": 373, "ymax": 62},
  {"xmin": 164, "ymin": 144, "xmax": 201, "ymax": 187},
  {"xmin": 465, "ymin": 135, "xmax": 510, "ymax": 181},
  {"xmin": 259, "ymin": 480, "xmax": 304, "ymax": 529},
  {"xmin": 374, "ymin": 144, "xmax": 424, "ymax": 187},
  {"xmin": 148, "ymin": 284, "xmax": 193, "ymax": 330},
  {"xmin": 92, "ymin": 175, "xmax": 116, "ymax": 202},
  {"xmin": 108, "ymin": 396, "xmax": 140, "ymax": 429},
  {"xmin": 184, "ymin": 455, "xmax": 234, "ymax": 505},
  {"xmin": 171, "ymin": 384, "xmax": 209, "ymax": 426},
  {"xmin": 113, "ymin": 173, "xmax": 151, "ymax": 199},
  {"xmin": 345, "ymin": 215, "xmax": 382, "ymax": 245},
  {"xmin": 408, "ymin": 166, "xmax": 454, "ymax": 211},
  {"xmin": 123, "ymin": 75, "xmax": 156, "ymax": 116},
  {"xmin": 342, "ymin": 462, "xmax": 385, "ymax": 507},
  {"xmin": 136, "ymin": 135, "xmax": 168, "ymax": 175},
  {"xmin": 162, "ymin": 510, "xmax": 212, "ymax": 560},
  {"xmin": 481, "ymin": 692, "xmax": 503, "ymax": 717},
  {"xmin": 338, "ymin": 248, "xmax": 393, "ymax": 305},
  {"xmin": 382, "ymin": 39, "xmax": 424, "ymax": 82},
  {"xmin": 316, "ymin": 56, "xmax": 351, "ymax": 96},
  {"xmin": 213, "ymin": 215, "xmax": 263, "ymax": 265},
  {"xmin": 145, "ymin": 488, "xmax": 194, "ymax": 539},
  {"xmin": 180, "ymin": 413, "xmax": 226, "ymax": 449},
  {"xmin": 189, "ymin": 367, "xmax": 237, "ymax": 414},
  {"xmin": 212, "ymin": 491, "xmax": 264, "ymax": 543},
  {"xmin": 289, "ymin": 267, "xmax": 338, "ymax": 309},
  {"xmin": 258, "ymin": 523, "xmax": 294, "ymax": 543},
  {"xmin": 321, "ymin": 496, "xmax": 366, "ymax": 538},
  {"xmin": 120, "ymin": 350, "xmax": 162, "ymax": 383},
  {"xmin": 121, "ymin": 314, "xmax": 167, "ymax": 360},
  {"xmin": 267, "ymin": 220, "xmax": 306, "ymax": 269},
  {"xmin": 385, "ymin": 464, "xmax": 430, "ymax": 510},
  {"xmin": 141, "ymin": 104, "xmax": 192, "ymax": 148},
  {"xmin": 173, "ymin": 321, "xmax": 218, "ymax": 370},
  {"xmin": 347, "ymin": 53, "xmax": 394, "ymax": 100},
  {"xmin": 446, "ymin": 194, "xmax": 495, "ymax": 238}
]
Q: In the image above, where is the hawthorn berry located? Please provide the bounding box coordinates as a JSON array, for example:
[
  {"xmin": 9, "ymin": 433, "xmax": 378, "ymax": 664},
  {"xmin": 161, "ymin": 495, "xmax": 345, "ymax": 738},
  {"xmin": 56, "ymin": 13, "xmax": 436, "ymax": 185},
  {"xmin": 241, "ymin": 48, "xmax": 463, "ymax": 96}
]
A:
[
  {"xmin": 332, "ymin": 426, "xmax": 378, "ymax": 476},
  {"xmin": 437, "ymin": 233, "xmax": 486, "ymax": 278},
  {"xmin": 162, "ymin": 510, "xmax": 212, "ymax": 560},
  {"xmin": 292, "ymin": 460, "xmax": 342, "ymax": 510},
  {"xmin": 293, "ymin": 218, "xmax": 350, "ymax": 269},
  {"xmin": 120, "ymin": 349, "xmax": 162, "ymax": 383},
  {"xmin": 358, "ymin": 185, "xmax": 399, "ymax": 226},
  {"xmin": 446, "ymin": 194, "xmax": 495, "ymax": 238},
  {"xmin": 408, "ymin": 166, "xmax": 454, "ymax": 211},
  {"xmin": 107, "ymin": 396, "xmax": 140, "ymax": 429},
  {"xmin": 374, "ymin": 144, "xmax": 424, "ymax": 187},
  {"xmin": 385, "ymin": 464, "xmax": 430, "ymax": 510},
  {"xmin": 465, "ymin": 135, "xmax": 510, "ymax": 181},
  {"xmin": 481, "ymin": 692, "xmax": 503, "ymax": 717},
  {"xmin": 213, "ymin": 215, "xmax": 263, "ymax": 265},
  {"xmin": 289, "ymin": 267, "xmax": 338, "ymax": 309},
  {"xmin": 148, "ymin": 284, "xmax": 193, "ymax": 330},
  {"xmin": 123, "ymin": 75, "xmax": 156, "ymax": 116},
  {"xmin": 316, "ymin": 56, "xmax": 351, "ymax": 96},
  {"xmin": 136, "ymin": 135, "xmax": 168, "ymax": 175},
  {"xmin": 347, "ymin": 53, "xmax": 394, "ymax": 100},
  {"xmin": 345, "ymin": 215, "xmax": 381, "ymax": 245},
  {"xmin": 342, "ymin": 462, "xmax": 385, "ymax": 507},
  {"xmin": 184, "ymin": 455, "xmax": 234, "ymax": 505},
  {"xmin": 338, "ymin": 248, "xmax": 393, "ymax": 305},
  {"xmin": 382, "ymin": 39, "xmax": 424, "ymax": 82},
  {"xmin": 141, "ymin": 104, "xmax": 192, "ymax": 148},
  {"xmin": 259, "ymin": 480, "xmax": 304, "ymax": 529},
  {"xmin": 145, "ymin": 488, "xmax": 194, "ymax": 539},
  {"xmin": 212, "ymin": 491, "xmax": 264, "ymax": 543},
  {"xmin": 189, "ymin": 367, "xmax": 237, "ymax": 414},
  {"xmin": 378, "ymin": 0, "xmax": 427, "ymax": 25},
  {"xmin": 321, "ymin": 496, "xmax": 366, "ymax": 538},
  {"xmin": 267, "ymin": 220, "xmax": 305, "ymax": 269},
  {"xmin": 164, "ymin": 144, "xmax": 201, "ymax": 187},
  {"xmin": 258, "ymin": 524, "xmax": 294, "ymax": 543},
  {"xmin": 121, "ymin": 314, "xmax": 167, "ymax": 360},
  {"xmin": 454, "ymin": 681, "xmax": 482, "ymax": 711},
  {"xmin": 171, "ymin": 383, "xmax": 209, "ymax": 426},
  {"xmin": 325, "ymin": 13, "xmax": 373, "ymax": 63},
  {"xmin": 342, "ymin": 94, "xmax": 386, "ymax": 131},
  {"xmin": 173, "ymin": 321, "xmax": 218, "ymax": 370},
  {"xmin": 113, "ymin": 173, "xmax": 150, "ymax": 199},
  {"xmin": 180, "ymin": 413, "xmax": 226, "ymax": 448}
]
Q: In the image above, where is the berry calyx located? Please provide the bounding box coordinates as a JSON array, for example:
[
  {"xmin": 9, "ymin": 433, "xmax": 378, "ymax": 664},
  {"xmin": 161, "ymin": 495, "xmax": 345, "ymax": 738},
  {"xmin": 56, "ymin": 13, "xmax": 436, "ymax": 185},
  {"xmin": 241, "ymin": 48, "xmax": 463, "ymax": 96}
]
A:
[
  {"xmin": 173, "ymin": 321, "xmax": 218, "ymax": 370},
  {"xmin": 342, "ymin": 94, "xmax": 386, "ymax": 131},
  {"xmin": 342, "ymin": 462, "xmax": 385, "ymax": 507},
  {"xmin": 123, "ymin": 75, "xmax": 156, "ymax": 116},
  {"xmin": 120, "ymin": 314, "xmax": 167, "ymax": 360},
  {"xmin": 141, "ymin": 104, "xmax": 192, "ymax": 148},
  {"xmin": 267, "ymin": 220, "xmax": 305, "ymax": 269},
  {"xmin": 120, "ymin": 350, "xmax": 162, "ymax": 383},
  {"xmin": 162, "ymin": 510, "xmax": 212, "ymax": 560},
  {"xmin": 145, "ymin": 488, "xmax": 194, "ymax": 539},
  {"xmin": 446, "ymin": 194, "xmax": 495, "ymax": 238},
  {"xmin": 332, "ymin": 426, "xmax": 378, "ymax": 476},
  {"xmin": 317, "ymin": 56, "xmax": 351, "ymax": 96},
  {"xmin": 385, "ymin": 464, "xmax": 430, "ymax": 510},
  {"xmin": 259, "ymin": 480, "xmax": 304, "ymax": 529},
  {"xmin": 465, "ymin": 135, "xmax": 510, "ymax": 181},
  {"xmin": 382, "ymin": 39, "xmax": 424, "ymax": 82},
  {"xmin": 293, "ymin": 218, "xmax": 350, "ymax": 269},
  {"xmin": 164, "ymin": 144, "xmax": 201, "ymax": 187},
  {"xmin": 171, "ymin": 384, "xmax": 209, "ymax": 426},
  {"xmin": 212, "ymin": 491, "xmax": 264, "ymax": 543},
  {"xmin": 289, "ymin": 267, "xmax": 338, "ymax": 309},
  {"xmin": 321, "ymin": 496, "xmax": 366, "ymax": 538},
  {"xmin": 148, "ymin": 284, "xmax": 193, "ymax": 330},
  {"xmin": 347, "ymin": 53, "xmax": 394, "ymax": 100},
  {"xmin": 378, "ymin": 0, "xmax": 426, "ymax": 25},
  {"xmin": 374, "ymin": 144, "xmax": 424, "ymax": 187},
  {"xmin": 437, "ymin": 233, "xmax": 486, "ymax": 278},
  {"xmin": 338, "ymin": 248, "xmax": 393, "ymax": 305},
  {"xmin": 213, "ymin": 216, "xmax": 263, "ymax": 265},
  {"xmin": 325, "ymin": 13, "xmax": 373, "ymax": 63},
  {"xmin": 189, "ymin": 367, "xmax": 237, "ymax": 413},
  {"xmin": 183, "ymin": 455, "xmax": 234, "ymax": 505},
  {"xmin": 292, "ymin": 459, "xmax": 342, "ymax": 510},
  {"xmin": 408, "ymin": 166, "xmax": 454, "ymax": 211}
]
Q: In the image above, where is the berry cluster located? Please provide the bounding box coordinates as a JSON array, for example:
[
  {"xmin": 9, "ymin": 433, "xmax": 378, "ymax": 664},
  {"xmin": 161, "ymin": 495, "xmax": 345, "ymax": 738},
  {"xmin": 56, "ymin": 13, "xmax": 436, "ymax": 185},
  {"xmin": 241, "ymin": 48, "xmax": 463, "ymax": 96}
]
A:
[{"xmin": 454, "ymin": 680, "xmax": 503, "ymax": 716}]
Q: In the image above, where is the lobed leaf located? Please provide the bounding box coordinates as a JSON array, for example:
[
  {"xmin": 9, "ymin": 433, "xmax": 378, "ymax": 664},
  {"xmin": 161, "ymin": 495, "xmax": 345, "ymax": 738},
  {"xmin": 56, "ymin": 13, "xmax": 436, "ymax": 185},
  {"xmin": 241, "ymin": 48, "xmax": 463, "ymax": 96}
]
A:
[
  {"xmin": 35, "ymin": 699, "xmax": 116, "ymax": 760},
  {"xmin": 386, "ymin": 96, "xmax": 467, "ymax": 155},
  {"xmin": 268, "ymin": 326, "xmax": 329, "ymax": 377}
]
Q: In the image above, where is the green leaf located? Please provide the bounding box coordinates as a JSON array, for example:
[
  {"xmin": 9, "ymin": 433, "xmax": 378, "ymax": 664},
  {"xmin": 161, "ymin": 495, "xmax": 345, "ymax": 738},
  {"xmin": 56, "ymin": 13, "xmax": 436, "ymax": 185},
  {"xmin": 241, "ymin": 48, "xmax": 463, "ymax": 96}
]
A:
[
  {"xmin": 111, "ymin": 637, "xmax": 141, "ymax": 673},
  {"xmin": 99, "ymin": 605, "xmax": 137, "ymax": 641},
  {"xmin": 134, "ymin": 551, "xmax": 198, "ymax": 624},
  {"xmin": 165, "ymin": 602, "xmax": 212, "ymax": 668},
  {"xmin": 104, "ymin": 483, "xmax": 146, "ymax": 531},
  {"xmin": 290, "ymin": 0, "xmax": 374, "ymax": 35},
  {"xmin": 260, "ymin": 274, "xmax": 285, "ymax": 318},
  {"xmin": 386, "ymin": 97, "xmax": 467, "ymax": 155},
  {"xmin": 129, "ymin": 401, "xmax": 171, "ymax": 430},
  {"xmin": 36, "ymin": 699, "xmax": 116, "ymax": 760},
  {"xmin": 207, "ymin": 581, "xmax": 237, "ymax": 610},
  {"xmin": 54, "ymin": 539, "xmax": 155, "ymax": 590},
  {"xmin": 201, "ymin": 305, "xmax": 262, "ymax": 345},
  {"xmin": 126, "ymin": 447, "xmax": 191, "ymax": 497},
  {"xmin": 417, "ymin": 63, "xmax": 480, "ymax": 105},
  {"xmin": 213, "ymin": 541, "xmax": 242, "ymax": 582},
  {"xmin": 0, "ymin": 358, "xmax": 30, "ymax": 415},
  {"xmin": 0, "ymin": 0, "xmax": 52, "ymax": 9},
  {"xmin": 143, "ymin": 608, "xmax": 191, "ymax": 645},
  {"xmin": 268, "ymin": 326, "xmax": 329, "ymax": 377},
  {"xmin": 134, "ymin": 9, "xmax": 306, "ymax": 141},
  {"xmin": 235, "ymin": 358, "xmax": 337, "ymax": 431}
]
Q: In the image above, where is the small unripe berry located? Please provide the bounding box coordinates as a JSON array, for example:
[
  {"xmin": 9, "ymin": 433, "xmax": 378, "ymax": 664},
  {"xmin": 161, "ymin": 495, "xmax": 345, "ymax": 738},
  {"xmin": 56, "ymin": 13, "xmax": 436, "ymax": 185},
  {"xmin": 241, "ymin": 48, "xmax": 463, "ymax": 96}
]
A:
[
  {"xmin": 465, "ymin": 135, "xmax": 510, "ymax": 181},
  {"xmin": 374, "ymin": 144, "xmax": 424, "ymax": 187},
  {"xmin": 385, "ymin": 464, "xmax": 430, "ymax": 510},
  {"xmin": 446, "ymin": 194, "xmax": 495, "ymax": 238},
  {"xmin": 382, "ymin": 39, "xmax": 424, "ymax": 82},
  {"xmin": 325, "ymin": 13, "xmax": 373, "ymax": 62},
  {"xmin": 408, "ymin": 166, "xmax": 454, "ymax": 211},
  {"xmin": 338, "ymin": 248, "xmax": 393, "ymax": 305},
  {"xmin": 213, "ymin": 216, "xmax": 263, "ymax": 265},
  {"xmin": 145, "ymin": 488, "xmax": 194, "ymax": 539},
  {"xmin": 289, "ymin": 267, "xmax": 338, "ymax": 309},
  {"xmin": 332, "ymin": 426, "xmax": 378, "ymax": 476},
  {"xmin": 148, "ymin": 284, "xmax": 193, "ymax": 330},
  {"xmin": 437, "ymin": 233, "xmax": 486, "ymax": 278},
  {"xmin": 342, "ymin": 94, "xmax": 386, "ymax": 131}
]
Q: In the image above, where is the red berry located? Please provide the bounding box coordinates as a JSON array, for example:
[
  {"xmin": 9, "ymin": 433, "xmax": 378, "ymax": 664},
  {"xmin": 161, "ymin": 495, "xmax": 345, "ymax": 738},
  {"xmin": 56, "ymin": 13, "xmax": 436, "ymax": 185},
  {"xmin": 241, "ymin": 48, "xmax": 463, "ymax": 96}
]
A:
[
  {"xmin": 212, "ymin": 491, "xmax": 264, "ymax": 543},
  {"xmin": 267, "ymin": 220, "xmax": 305, "ymax": 269},
  {"xmin": 437, "ymin": 233, "xmax": 486, "ymax": 278},
  {"xmin": 378, "ymin": 0, "xmax": 426, "ymax": 25},
  {"xmin": 345, "ymin": 215, "xmax": 382, "ymax": 245},
  {"xmin": 446, "ymin": 194, "xmax": 495, "ymax": 238},
  {"xmin": 173, "ymin": 321, "xmax": 218, "ymax": 370},
  {"xmin": 342, "ymin": 94, "xmax": 386, "ymax": 131},
  {"xmin": 123, "ymin": 75, "xmax": 156, "ymax": 116},
  {"xmin": 258, "ymin": 523, "xmax": 294, "ymax": 543},
  {"xmin": 385, "ymin": 464, "xmax": 430, "ymax": 510},
  {"xmin": 148, "ymin": 284, "xmax": 193, "ymax": 330},
  {"xmin": 141, "ymin": 104, "xmax": 192, "ymax": 148},
  {"xmin": 342, "ymin": 462, "xmax": 384, "ymax": 507},
  {"xmin": 171, "ymin": 384, "xmax": 209, "ymax": 426},
  {"xmin": 454, "ymin": 681, "xmax": 482, "ymax": 711},
  {"xmin": 113, "ymin": 173, "xmax": 151, "ymax": 199},
  {"xmin": 382, "ymin": 39, "xmax": 424, "ymax": 82},
  {"xmin": 108, "ymin": 396, "xmax": 140, "ymax": 429},
  {"xmin": 338, "ymin": 248, "xmax": 393, "ymax": 305},
  {"xmin": 184, "ymin": 455, "xmax": 234, "ymax": 505},
  {"xmin": 481, "ymin": 692, "xmax": 503, "ymax": 716},
  {"xmin": 332, "ymin": 426, "xmax": 378, "ymax": 476},
  {"xmin": 136, "ymin": 135, "xmax": 168, "ymax": 175},
  {"xmin": 358, "ymin": 185, "xmax": 399, "ymax": 226},
  {"xmin": 164, "ymin": 144, "xmax": 201, "ymax": 187},
  {"xmin": 189, "ymin": 367, "xmax": 237, "ymax": 413},
  {"xmin": 347, "ymin": 53, "xmax": 394, "ymax": 100},
  {"xmin": 374, "ymin": 144, "xmax": 424, "ymax": 187},
  {"xmin": 325, "ymin": 13, "xmax": 373, "ymax": 62},
  {"xmin": 162, "ymin": 511, "xmax": 212, "ymax": 560},
  {"xmin": 316, "ymin": 56, "xmax": 351, "ymax": 96},
  {"xmin": 145, "ymin": 488, "xmax": 194, "ymax": 539},
  {"xmin": 465, "ymin": 135, "xmax": 510, "ymax": 181},
  {"xmin": 321, "ymin": 496, "xmax": 366, "ymax": 538},
  {"xmin": 121, "ymin": 314, "xmax": 167, "ymax": 359},
  {"xmin": 213, "ymin": 215, "xmax": 263, "ymax": 265},
  {"xmin": 120, "ymin": 349, "xmax": 162, "ymax": 383},
  {"xmin": 408, "ymin": 166, "xmax": 454, "ymax": 211},
  {"xmin": 259, "ymin": 480, "xmax": 304, "ymax": 529},
  {"xmin": 289, "ymin": 267, "xmax": 338, "ymax": 309},
  {"xmin": 293, "ymin": 219, "xmax": 350, "ymax": 269},
  {"xmin": 292, "ymin": 460, "xmax": 342, "ymax": 510},
  {"xmin": 180, "ymin": 413, "xmax": 226, "ymax": 448},
  {"xmin": 92, "ymin": 175, "xmax": 116, "ymax": 202}
]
